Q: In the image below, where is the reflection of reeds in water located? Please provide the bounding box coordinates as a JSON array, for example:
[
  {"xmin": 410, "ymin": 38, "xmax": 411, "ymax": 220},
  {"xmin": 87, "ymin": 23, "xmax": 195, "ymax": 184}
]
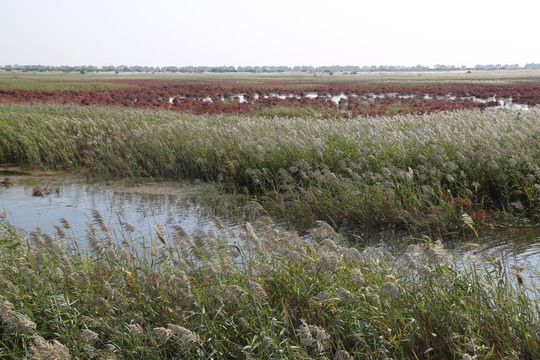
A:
[{"xmin": 0, "ymin": 210, "xmax": 539, "ymax": 359}]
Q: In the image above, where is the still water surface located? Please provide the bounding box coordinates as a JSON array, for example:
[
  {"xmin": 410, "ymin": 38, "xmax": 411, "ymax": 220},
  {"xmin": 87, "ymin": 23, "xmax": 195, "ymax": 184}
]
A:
[
  {"xmin": 1, "ymin": 168, "xmax": 539, "ymax": 280},
  {"xmin": 0, "ymin": 169, "xmax": 231, "ymax": 241}
]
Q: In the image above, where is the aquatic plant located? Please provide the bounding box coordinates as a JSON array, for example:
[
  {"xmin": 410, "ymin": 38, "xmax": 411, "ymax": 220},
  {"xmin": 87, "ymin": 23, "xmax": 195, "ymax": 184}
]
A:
[
  {"xmin": 1, "ymin": 103, "xmax": 539, "ymax": 232},
  {"xmin": 1, "ymin": 79, "xmax": 539, "ymax": 117},
  {"xmin": 0, "ymin": 214, "xmax": 538, "ymax": 359}
]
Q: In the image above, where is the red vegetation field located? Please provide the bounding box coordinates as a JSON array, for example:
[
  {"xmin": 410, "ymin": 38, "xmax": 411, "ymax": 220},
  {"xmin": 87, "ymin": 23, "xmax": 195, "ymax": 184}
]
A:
[{"xmin": 1, "ymin": 80, "xmax": 539, "ymax": 117}]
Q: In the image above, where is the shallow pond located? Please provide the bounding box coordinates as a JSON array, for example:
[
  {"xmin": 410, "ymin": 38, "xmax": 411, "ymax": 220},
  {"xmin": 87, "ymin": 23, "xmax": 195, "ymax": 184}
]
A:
[
  {"xmin": 0, "ymin": 168, "xmax": 236, "ymax": 242},
  {"xmin": 1, "ymin": 168, "xmax": 539, "ymax": 282}
]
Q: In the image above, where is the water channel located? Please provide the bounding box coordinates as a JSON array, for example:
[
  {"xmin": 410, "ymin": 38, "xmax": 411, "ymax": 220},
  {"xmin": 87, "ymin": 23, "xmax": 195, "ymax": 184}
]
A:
[{"xmin": 1, "ymin": 168, "xmax": 539, "ymax": 284}]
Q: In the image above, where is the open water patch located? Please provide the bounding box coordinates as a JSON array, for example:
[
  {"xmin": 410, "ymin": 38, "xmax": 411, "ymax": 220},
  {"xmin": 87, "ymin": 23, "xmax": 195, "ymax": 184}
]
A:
[{"xmin": 0, "ymin": 168, "xmax": 238, "ymax": 248}]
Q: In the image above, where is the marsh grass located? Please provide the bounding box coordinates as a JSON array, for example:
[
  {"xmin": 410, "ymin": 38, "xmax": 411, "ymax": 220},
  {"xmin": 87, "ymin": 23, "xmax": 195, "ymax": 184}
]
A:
[
  {"xmin": 0, "ymin": 214, "xmax": 538, "ymax": 359},
  {"xmin": 1, "ymin": 103, "xmax": 539, "ymax": 233},
  {"xmin": 0, "ymin": 78, "xmax": 133, "ymax": 91}
]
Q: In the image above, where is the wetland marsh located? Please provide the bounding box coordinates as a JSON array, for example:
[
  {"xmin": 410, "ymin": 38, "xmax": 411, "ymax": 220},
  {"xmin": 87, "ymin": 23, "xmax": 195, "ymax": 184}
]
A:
[{"xmin": 1, "ymin": 72, "xmax": 539, "ymax": 359}]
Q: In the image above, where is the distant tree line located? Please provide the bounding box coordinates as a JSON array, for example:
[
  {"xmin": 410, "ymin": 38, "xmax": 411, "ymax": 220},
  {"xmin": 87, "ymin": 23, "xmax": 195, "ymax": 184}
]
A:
[{"xmin": 1, "ymin": 63, "xmax": 540, "ymax": 73}]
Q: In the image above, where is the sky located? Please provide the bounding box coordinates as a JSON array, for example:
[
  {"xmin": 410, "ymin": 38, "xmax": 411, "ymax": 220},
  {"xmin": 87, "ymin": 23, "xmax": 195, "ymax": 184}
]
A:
[{"xmin": 1, "ymin": 0, "xmax": 539, "ymax": 68}]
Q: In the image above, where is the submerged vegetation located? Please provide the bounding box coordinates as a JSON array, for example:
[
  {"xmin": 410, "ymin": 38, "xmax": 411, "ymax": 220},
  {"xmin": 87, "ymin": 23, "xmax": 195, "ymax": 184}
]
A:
[
  {"xmin": 1, "ymin": 103, "xmax": 539, "ymax": 232},
  {"xmin": 0, "ymin": 212, "xmax": 539, "ymax": 359}
]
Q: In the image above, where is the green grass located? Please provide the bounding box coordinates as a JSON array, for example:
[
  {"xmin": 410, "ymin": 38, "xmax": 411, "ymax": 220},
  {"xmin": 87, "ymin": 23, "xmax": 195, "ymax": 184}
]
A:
[
  {"xmin": 2, "ymin": 69, "xmax": 540, "ymax": 85},
  {"xmin": 1, "ymin": 103, "xmax": 539, "ymax": 233},
  {"xmin": 0, "ymin": 213, "xmax": 538, "ymax": 359},
  {"xmin": 255, "ymin": 105, "xmax": 343, "ymax": 118},
  {"xmin": 0, "ymin": 78, "xmax": 133, "ymax": 91}
]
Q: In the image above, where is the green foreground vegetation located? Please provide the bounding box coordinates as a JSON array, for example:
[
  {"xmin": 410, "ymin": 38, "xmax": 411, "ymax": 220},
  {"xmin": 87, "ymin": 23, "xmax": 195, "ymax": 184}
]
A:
[
  {"xmin": 1, "ymin": 212, "xmax": 539, "ymax": 359},
  {"xmin": 1, "ymin": 102, "xmax": 540, "ymax": 358},
  {"xmin": 1, "ymin": 103, "xmax": 539, "ymax": 233}
]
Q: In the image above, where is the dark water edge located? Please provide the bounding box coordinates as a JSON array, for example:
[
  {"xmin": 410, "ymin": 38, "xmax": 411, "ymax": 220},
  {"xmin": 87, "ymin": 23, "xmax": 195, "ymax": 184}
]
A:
[{"xmin": 1, "ymin": 167, "xmax": 539, "ymax": 284}]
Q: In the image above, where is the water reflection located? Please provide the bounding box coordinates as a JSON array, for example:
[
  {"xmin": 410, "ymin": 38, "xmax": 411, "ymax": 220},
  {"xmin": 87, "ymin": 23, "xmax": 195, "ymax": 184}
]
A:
[
  {"xmin": 353, "ymin": 227, "xmax": 540, "ymax": 285},
  {"xmin": 0, "ymin": 170, "xmax": 233, "ymax": 246},
  {"xmin": 1, "ymin": 169, "xmax": 539, "ymax": 277},
  {"xmin": 167, "ymin": 91, "xmax": 529, "ymax": 110}
]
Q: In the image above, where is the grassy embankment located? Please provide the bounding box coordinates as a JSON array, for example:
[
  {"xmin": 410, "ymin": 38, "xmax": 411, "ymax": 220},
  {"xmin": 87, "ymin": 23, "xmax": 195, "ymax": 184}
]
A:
[
  {"xmin": 0, "ymin": 211, "xmax": 539, "ymax": 359},
  {"xmin": 1, "ymin": 103, "xmax": 539, "ymax": 233}
]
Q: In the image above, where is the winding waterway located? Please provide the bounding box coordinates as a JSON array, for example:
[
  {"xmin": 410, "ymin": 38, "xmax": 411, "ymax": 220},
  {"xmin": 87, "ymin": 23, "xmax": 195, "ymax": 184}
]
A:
[{"xmin": 1, "ymin": 168, "xmax": 539, "ymax": 283}]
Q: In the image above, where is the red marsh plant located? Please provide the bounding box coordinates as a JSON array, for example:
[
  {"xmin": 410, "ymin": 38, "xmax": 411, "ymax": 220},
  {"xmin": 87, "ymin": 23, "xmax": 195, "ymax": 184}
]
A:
[{"xmin": 1, "ymin": 81, "xmax": 539, "ymax": 117}]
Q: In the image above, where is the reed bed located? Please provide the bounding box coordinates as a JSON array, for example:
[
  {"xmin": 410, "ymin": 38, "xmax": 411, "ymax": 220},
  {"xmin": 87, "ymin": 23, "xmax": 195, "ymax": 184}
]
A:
[
  {"xmin": 0, "ymin": 211, "xmax": 538, "ymax": 359},
  {"xmin": 1, "ymin": 103, "xmax": 540, "ymax": 232}
]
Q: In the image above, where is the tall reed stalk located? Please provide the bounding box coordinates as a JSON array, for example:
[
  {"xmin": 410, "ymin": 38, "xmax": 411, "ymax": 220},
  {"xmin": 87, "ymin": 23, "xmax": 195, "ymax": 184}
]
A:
[{"xmin": 0, "ymin": 214, "xmax": 538, "ymax": 359}]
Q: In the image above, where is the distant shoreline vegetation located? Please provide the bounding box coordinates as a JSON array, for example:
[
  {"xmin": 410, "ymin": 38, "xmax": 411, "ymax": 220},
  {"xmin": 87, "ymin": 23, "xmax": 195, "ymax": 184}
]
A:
[{"xmin": 2, "ymin": 63, "xmax": 540, "ymax": 73}]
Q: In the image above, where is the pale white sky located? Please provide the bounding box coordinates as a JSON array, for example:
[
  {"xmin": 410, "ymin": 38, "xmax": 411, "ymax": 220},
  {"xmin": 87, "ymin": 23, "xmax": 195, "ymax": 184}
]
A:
[{"xmin": 1, "ymin": 0, "xmax": 538, "ymax": 67}]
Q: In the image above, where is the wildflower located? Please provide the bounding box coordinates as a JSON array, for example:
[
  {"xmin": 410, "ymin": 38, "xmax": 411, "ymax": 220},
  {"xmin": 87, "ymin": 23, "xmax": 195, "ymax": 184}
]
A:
[
  {"xmin": 127, "ymin": 323, "xmax": 144, "ymax": 337},
  {"xmin": 225, "ymin": 285, "xmax": 248, "ymax": 303},
  {"xmin": 242, "ymin": 222, "xmax": 263, "ymax": 250},
  {"xmin": 336, "ymin": 350, "xmax": 353, "ymax": 360},
  {"xmin": 316, "ymin": 252, "xmax": 339, "ymax": 272},
  {"xmin": 510, "ymin": 201, "xmax": 524, "ymax": 210},
  {"xmin": 351, "ymin": 268, "xmax": 364, "ymax": 285},
  {"xmin": 167, "ymin": 324, "xmax": 201, "ymax": 346},
  {"xmin": 31, "ymin": 335, "xmax": 71, "ymax": 360},
  {"xmin": 153, "ymin": 223, "xmax": 167, "ymax": 246},
  {"xmin": 83, "ymin": 344, "xmax": 98, "ymax": 358},
  {"xmin": 424, "ymin": 240, "xmax": 451, "ymax": 265},
  {"xmin": 261, "ymin": 331, "xmax": 275, "ymax": 350},
  {"xmin": 464, "ymin": 252, "xmax": 482, "ymax": 269},
  {"xmin": 171, "ymin": 225, "xmax": 194, "ymax": 250},
  {"xmin": 343, "ymin": 247, "xmax": 362, "ymax": 266},
  {"xmin": 238, "ymin": 317, "xmax": 250, "ymax": 329},
  {"xmin": 247, "ymin": 280, "xmax": 268, "ymax": 301},
  {"xmin": 315, "ymin": 291, "xmax": 333, "ymax": 304},
  {"xmin": 153, "ymin": 327, "xmax": 173, "ymax": 344},
  {"xmin": 421, "ymin": 185, "xmax": 435, "ymax": 198},
  {"xmin": 244, "ymin": 201, "xmax": 265, "ymax": 214},
  {"xmin": 297, "ymin": 319, "xmax": 331, "ymax": 355},
  {"xmin": 73, "ymin": 270, "xmax": 90, "ymax": 286},
  {"xmin": 51, "ymin": 295, "xmax": 70, "ymax": 312},
  {"xmin": 80, "ymin": 329, "xmax": 99, "ymax": 344},
  {"xmin": 83, "ymin": 315, "xmax": 103, "ymax": 329},
  {"xmin": 320, "ymin": 238, "xmax": 340, "ymax": 252},
  {"xmin": 380, "ymin": 282, "xmax": 400, "ymax": 299},
  {"xmin": 120, "ymin": 247, "xmax": 136, "ymax": 263},
  {"xmin": 0, "ymin": 296, "xmax": 37, "ymax": 334},
  {"xmin": 336, "ymin": 287, "xmax": 354, "ymax": 301},
  {"xmin": 91, "ymin": 209, "xmax": 108, "ymax": 232},
  {"xmin": 59, "ymin": 217, "xmax": 71, "ymax": 229},
  {"xmin": 54, "ymin": 225, "xmax": 66, "ymax": 238}
]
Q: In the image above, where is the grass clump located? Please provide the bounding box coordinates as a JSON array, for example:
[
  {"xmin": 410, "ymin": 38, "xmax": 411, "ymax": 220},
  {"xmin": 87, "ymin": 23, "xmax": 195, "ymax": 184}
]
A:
[
  {"xmin": 0, "ymin": 213, "xmax": 539, "ymax": 359},
  {"xmin": 1, "ymin": 103, "xmax": 540, "ymax": 233}
]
